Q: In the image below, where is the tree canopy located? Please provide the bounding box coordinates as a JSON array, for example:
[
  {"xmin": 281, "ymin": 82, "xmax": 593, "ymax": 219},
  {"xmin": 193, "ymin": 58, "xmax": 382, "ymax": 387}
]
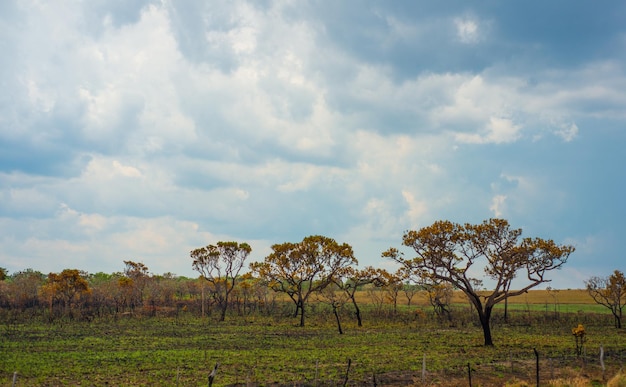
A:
[
  {"xmin": 251, "ymin": 235, "xmax": 357, "ymax": 327},
  {"xmin": 586, "ymin": 270, "xmax": 626, "ymax": 328},
  {"xmin": 191, "ymin": 241, "xmax": 252, "ymax": 321},
  {"xmin": 383, "ymin": 218, "xmax": 575, "ymax": 346}
]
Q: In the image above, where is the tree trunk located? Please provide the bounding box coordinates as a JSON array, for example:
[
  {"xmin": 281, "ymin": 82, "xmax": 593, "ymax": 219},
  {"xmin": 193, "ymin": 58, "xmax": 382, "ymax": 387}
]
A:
[
  {"xmin": 295, "ymin": 299, "xmax": 305, "ymax": 327},
  {"xmin": 503, "ymin": 297, "xmax": 509, "ymax": 323},
  {"xmin": 219, "ymin": 301, "xmax": 227, "ymax": 322},
  {"xmin": 479, "ymin": 307, "xmax": 494, "ymax": 346},
  {"xmin": 299, "ymin": 302, "xmax": 305, "ymax": 327},
  {"xmin": 612, "ymin": 309, "xmax": 621, "ymax": 329},
  {"xmin": 333, "ymin": 304, "xmax": 343, "ymax": 334},
  {"xmin": 293, "ymin": 299, "xmax": 301, "ymax": 318},
  {"xmin": 350, "ymin": 295, "xmax": 363, "ymax": 327}
]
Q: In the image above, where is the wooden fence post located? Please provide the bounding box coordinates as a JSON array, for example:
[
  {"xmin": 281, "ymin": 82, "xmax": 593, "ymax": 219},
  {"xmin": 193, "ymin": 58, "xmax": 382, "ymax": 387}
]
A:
[
  {"xmin": 208, "ymin": 362, "xmax": 219, "ymax": 387},
  {"xmin": 549, "ymin": 357, "xmax": 553, "ymax": 380},
  {"xmin": 342, "ymin": 358, "xmax": 351, "ymax": 387},
  {"xmin": 600, "ymin": 345, "xmax": 605, "ymax": 381},
  {"xmin": 467, "ymin": 362, "xmax": 472, "ymax": 387},
  {"xmin": 533, "ymin": 348, "xmax": 539, "ymax": 387}
]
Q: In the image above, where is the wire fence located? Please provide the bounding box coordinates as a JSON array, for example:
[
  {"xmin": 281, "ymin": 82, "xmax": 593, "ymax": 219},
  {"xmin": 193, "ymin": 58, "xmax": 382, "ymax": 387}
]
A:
[
  {"xmin": 225, "ymin": 346, "xmax": 626, "ymax": 386},
  {"xmin": 370, "ymin": 345, "xmax": 626, "ymax": 387}
]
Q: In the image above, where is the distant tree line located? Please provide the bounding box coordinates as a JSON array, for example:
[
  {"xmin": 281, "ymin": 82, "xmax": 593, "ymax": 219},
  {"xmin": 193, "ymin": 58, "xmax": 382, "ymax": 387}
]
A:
[{"xmin": 1, "ymin": 218, "xmax": 622, "ymax": 345}]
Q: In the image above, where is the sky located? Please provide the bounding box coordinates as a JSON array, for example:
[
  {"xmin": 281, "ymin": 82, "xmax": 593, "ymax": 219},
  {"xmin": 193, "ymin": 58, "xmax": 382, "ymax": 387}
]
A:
[{"xmin": 1, "ymin": 1, "xmax": 625, "ymax": 289}]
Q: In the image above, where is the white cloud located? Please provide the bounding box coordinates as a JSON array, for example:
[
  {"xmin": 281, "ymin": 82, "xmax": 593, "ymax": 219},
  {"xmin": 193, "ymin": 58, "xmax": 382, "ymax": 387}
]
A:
[
  {"xmin": 58, "ymin": 203, "xmax": 108, "ymax": 232},
  {"xmin": 555, "ymin": 123, "xmax": 579, "ymax": 142},
  {"xmin": 489, "ymin": 195, "xmax": 507, "ymax": 217},
  {"xmin": 1, "ymin": 1, "xmax": 624, "ymax": 281},
  {"xmin": 455, "ymin": 117, "xmax": 522, "ymax": 144},
  {"xmin": 455, "ymin": 17, "xmax": 480, "ymax": 44},
  {"xmin": 402, "ymin": 190, "xmax": 427, "ymax": 228},
  {"xmin": 83, "ymin": 158, "xmax": 143, "ymax": 181}
]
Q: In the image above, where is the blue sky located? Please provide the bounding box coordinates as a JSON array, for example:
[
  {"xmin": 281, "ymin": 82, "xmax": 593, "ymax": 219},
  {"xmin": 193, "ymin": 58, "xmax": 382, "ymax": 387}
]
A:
[{"xmin": 1, "ymin": 1, "xmax": 625, "ymax": 289}]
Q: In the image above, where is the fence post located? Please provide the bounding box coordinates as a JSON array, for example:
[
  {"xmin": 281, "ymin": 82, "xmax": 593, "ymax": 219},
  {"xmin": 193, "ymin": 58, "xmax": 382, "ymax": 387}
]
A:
[
  {"xmin": 549, "ymin": 357, "xmax": 553, "ymax": 380},
  {"xmin": 600, "ymin": 345, "xmax": 605, "ymax": 381},
  {"xmin": 342, "ymin": 358, "xmax": 351, "ymax": 387},
  {"xmin": 467, "ymin": 362, "xmax": 472, "ymax": 387},
  {"xmin": 208, "ymin": 362, "xmax": 219, "ymax": 387},
  {"xmin": 533, "ymin": 348, "xmax": 539, "ymax": 387}
]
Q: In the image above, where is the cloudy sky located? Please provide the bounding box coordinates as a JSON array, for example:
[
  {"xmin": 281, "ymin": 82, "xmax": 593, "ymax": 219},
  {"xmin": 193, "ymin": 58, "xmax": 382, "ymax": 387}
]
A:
[{"xmin": 1, "ymin": 1, "xmax": 625, "ymax": 288}]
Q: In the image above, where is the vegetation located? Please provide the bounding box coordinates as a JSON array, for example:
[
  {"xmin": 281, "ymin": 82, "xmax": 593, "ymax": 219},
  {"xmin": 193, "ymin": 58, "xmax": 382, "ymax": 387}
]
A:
[
  {"xmin": 1, "ymin": 293, "xmax": 625, "ymax": 386},
  {"xmin": 0, "ymin": 218, "xmax": 623, "ymax": 385},
  {"xmin": 250, "ymin": 235, "xmax": 357, "ymax": 327},
  {"xmin": 586, "ymin": 270, "xmax": 626, "ymax": 328},
  {"xmin": 383, "ymin": 219, "xmax": 575, "ymax": 346},
  {"xmin": 191, "ymin": 241, "xmax": 252, "ymax": 321}
]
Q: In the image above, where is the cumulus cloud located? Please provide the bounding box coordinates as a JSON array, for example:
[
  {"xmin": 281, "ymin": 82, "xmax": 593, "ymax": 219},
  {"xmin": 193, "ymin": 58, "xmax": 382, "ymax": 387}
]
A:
[
  {"xmin": 555, "ymin": 123, "xmax": 579, "ymax": 142},
  {"xmin": 455, "ymin": 17, "xmax": 481, "ymax": 44},
  {"xmin": 455, "ymin": 117, "xmax": 522, "ymax": 144},
  {"xmin": 0, "ymin": 1, "xmax": 624, "ymax": 284},
  {"xmin": 489, "ymin": 195, "xmax": 507, "ymax": 217},
  {"xmin": 402, "ymin": 190, "xmax": 427, "ymax": 228}
]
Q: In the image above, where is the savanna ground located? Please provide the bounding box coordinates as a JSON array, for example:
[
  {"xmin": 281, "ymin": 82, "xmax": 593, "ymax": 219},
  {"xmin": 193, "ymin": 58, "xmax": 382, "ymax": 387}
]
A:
[{"xmin": 1, "ymin": 290, "xmax": 626, "ymax": 386}]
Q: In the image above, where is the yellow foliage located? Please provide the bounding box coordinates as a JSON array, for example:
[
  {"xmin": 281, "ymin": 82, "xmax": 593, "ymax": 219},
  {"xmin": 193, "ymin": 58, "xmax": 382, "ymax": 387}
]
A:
[
  {"xmin": 608, "ymin": 370, "xmax": 626, "ymax": 387},
  {"xmin": 572, "ymin": 323, "xmax": 585, "ymax": 337}
]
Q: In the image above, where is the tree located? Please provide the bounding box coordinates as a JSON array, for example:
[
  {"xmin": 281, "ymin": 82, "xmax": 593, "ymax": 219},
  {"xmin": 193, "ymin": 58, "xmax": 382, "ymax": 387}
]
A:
[
  {"xmin": 0, "ymin": 267, "xmax": 7, "ymax": 281},
  {"xmin": 378, "ymin": 269, "xmax": 404, "ymax": 314},
  {"xmin": 585, "ymin": 270, "xmax": 626, "ymax": 328},
  {"xmin": 334, "ymin": 266, "xmax": 383, "ymax": 327},
  {"xmin": 426, "ymin": 281, "xmax": 454, "ymax": 320},
  {"xmin": 250, "ymin": 235, "xmax": 357, "ymax": 327},
  {"xmin": 383, "ymin": 218, "xmax": 574, "ymax": 346},
  {"xmin": 121, "ymin": 261, "xmax": 151, "ymax": 311},
  {"xmin": 88, "ymin": 272, "xmax": 120, "ymax": 317},
  {"xmin": 402, "ymin": 280, "xmax": 421, "ymax": 307},
  {"xmin": 8, "ymin": 269, "xmax": 44, "ymax": 311},
  {"xmin": 316, "ymin": 282, "xmax": 349, "ymax": 334},
  {"xmin": 191, "ymin": 241, "xmax": 251, "ymax": 321},
  {"xmin": 43, "ymin": 269, "xmax": 91, "ymax": 319}
]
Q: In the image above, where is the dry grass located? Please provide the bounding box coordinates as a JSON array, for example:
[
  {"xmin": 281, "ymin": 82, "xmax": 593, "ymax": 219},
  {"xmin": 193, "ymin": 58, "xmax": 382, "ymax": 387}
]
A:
[
  {"xmin": 507, "ymin": 289, "xmax": 595, "ymax": 305},
  {"xmin": 349, "ymin": 288, "xmax": 596, "ymax": 306},
  {"xmin": 396, "ymin": 368, "xmax": 625, "ymax": 387},
  {"xmin": 608, "ymin": 369, "xmax": 626, "ymax": 387}
]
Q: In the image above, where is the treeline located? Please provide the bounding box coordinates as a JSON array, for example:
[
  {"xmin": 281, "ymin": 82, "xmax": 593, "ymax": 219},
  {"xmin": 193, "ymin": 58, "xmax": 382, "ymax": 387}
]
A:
[
  {"xmin": 0, "ymin": 262, "xmax": 283, "ymax": 322},
  {"xmin": 1, "ymin": 219, "xmax": 622, "ymax": 346},
  {"xmin": 0, "ymin": 237, "xmax": 441, "ymax": 327},
  {"xmin": 0, "ymin": 256, "xmax": 440, "ymax": 327}
]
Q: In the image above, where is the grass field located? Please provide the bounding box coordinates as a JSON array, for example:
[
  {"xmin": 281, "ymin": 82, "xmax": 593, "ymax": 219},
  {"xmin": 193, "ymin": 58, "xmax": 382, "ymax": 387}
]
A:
[{"xmin": 1, "ymin": 290, "xmax": 624, "ymax": 386}]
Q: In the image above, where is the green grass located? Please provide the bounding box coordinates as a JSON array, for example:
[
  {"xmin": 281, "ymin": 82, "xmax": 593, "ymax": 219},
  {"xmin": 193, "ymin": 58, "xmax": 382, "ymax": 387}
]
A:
[
  {"xmin": 1, "ymin": 310, "xmax": 625, "ymax": 386},
  {"xmin": 490, "ymin": 303, "xmax": 611, "ymax": 314}
]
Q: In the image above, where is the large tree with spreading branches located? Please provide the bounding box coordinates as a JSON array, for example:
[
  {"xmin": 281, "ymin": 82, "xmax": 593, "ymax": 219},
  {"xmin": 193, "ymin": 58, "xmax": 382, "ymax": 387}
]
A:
[
  {"xmin": 191, "ymin": 241, "xmax": 252, "ymax": 321},
  {"xmin": 585, "ymin": 270, "xmax": 626, "ymax": 328},
  {"xmin": 383, "ymin": 218, "xmax": 575, "ymax": 346},
  {"xmin": 251, "ymin": 235, "xmax": 357, "ymax": 327}
]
